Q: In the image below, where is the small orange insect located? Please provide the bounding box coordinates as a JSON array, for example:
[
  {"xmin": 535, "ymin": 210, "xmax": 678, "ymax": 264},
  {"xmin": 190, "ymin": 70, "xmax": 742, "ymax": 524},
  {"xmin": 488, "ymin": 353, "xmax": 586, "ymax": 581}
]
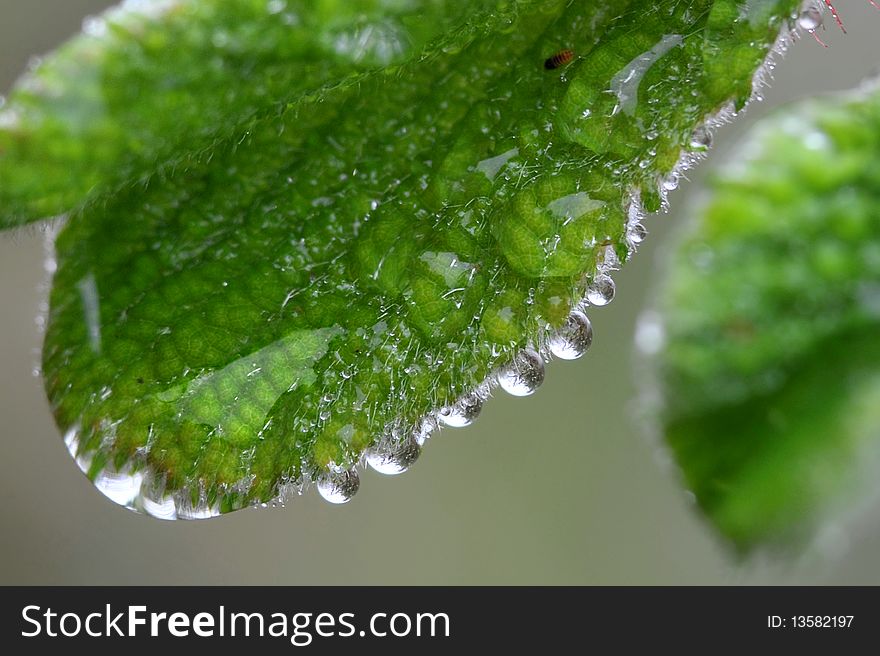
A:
[{"xmin": 544, "ymin": 49, "xmax": 574, "ymax": 70}]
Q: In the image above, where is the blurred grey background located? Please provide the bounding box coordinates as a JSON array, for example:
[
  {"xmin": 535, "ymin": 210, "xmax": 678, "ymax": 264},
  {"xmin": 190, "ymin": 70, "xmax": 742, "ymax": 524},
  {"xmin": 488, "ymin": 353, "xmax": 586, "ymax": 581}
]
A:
[{"xmin": 2, "ymin": 1, "xmax": 880, "ymax": 585}]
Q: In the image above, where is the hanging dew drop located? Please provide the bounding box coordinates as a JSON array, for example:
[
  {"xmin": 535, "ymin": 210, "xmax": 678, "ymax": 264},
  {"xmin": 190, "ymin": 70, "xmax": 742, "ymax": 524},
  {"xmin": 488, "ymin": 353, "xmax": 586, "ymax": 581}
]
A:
[
  {"xmin": 497, "ymin": 348, "xmax": 545, "ymax": 397},
  {"xmin": 797, "ymin": 7, "xmax": 823, "ymax": 32},
  {"xmin": 317, "ymin": 467, "xmax": 360, "ymax": 504},
  {"xmin": 628, "ymin": 222, "xmax": 648, "ymax": 244},
  {"xmin": 365, "ymin": 434, "xmax": 421, "ymax": 475},
  {"xmin": 549, "ymin": 311, "xmax": 593, "ymax": 361},
  {"xmin": 438, "ymin": 392, "xmax": 483, "ymax": 428},
  {"xmin": 586, "ymin": 274, "xmax": 616, "ymax": 306},
  {"xmin": 661, "ymin": 172, "xmax": 680, "ymax": 191}
]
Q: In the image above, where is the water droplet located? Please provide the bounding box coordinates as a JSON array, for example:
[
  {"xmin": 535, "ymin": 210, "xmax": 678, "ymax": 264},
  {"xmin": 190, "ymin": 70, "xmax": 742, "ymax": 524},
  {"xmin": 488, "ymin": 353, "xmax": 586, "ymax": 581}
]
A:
[
  {"xmin": 661, "ymin": 172, "xmax": 680, "ymax": 191},
  {"xmin": 549, "ymin": 311, "xmax": 593, "ymax": 361},
  {"xmin": 366, "ymin": 434, "xmax": 421, "ymax": 475},
  {"xmin": 497, "ymin": 348, "xmax": 545, "ymax": 397},
  {"xmin": 797, "ymin": 7, "xmax": 823, "ymax": 31},
  {"xmin": 438, "ymin": 392, "xmax": 483, "ymax": 428},
  {"xmin": 689, "ymin": 126, "xmax": 712, "ymax": 150},
  {"xmin": 317, "ymin": 467, "xmax": 360, "ymax": 504},
  {"xmin": 476, "ymin": 148, "xmax": 518, "ymax": 181},
  {"xmin": 628, "ymin": 223, "xmax": 648, "ymax": 244},
  {"xmin": 586, "ymin": 274, "xmax": 616, "ymax": 306},
  {"xmin": 609, "ymin": 34, "xmax": 683, "ymax": 116}
]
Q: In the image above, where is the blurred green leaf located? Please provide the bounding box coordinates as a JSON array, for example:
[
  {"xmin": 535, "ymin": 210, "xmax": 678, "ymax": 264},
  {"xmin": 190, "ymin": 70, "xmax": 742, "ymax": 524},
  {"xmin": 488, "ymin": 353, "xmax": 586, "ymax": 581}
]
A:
[
  {"xmin": 654, "ymin": 83, "xmax": 880, "ymax": 550},
  {"xmin": 0, "ymin": 0, "xmax": 801, "ymax": 516}
]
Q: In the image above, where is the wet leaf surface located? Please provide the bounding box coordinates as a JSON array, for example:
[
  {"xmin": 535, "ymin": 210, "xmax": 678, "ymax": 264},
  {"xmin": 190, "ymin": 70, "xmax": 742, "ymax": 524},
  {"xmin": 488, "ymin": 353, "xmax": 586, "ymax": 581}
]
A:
[{"xmin": 0, "ymin": 0, "xmax": 800, "ymax": 516}]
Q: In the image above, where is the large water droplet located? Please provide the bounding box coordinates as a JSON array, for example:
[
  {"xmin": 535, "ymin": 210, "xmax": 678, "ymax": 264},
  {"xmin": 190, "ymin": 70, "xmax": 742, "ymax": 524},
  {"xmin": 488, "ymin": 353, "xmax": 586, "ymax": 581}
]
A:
[
  {"xmin": 438, "ymin": 392, "xmax": 483, "ymax": 428},
  {"xmin": 317, "ymin": 467, "xmax": 360, "ymax": 504},
  {"xmin": 366, "ymin": 434, "xmax": 421, "ymax": 475},
  {"xmin": 797, "ymin": 7, "xmax": 823, "ymax": 31},
  {"xmin": 549, "ymin": 311, "xmax": 593, "ymax": 360},
  {"xmin": 628, "ymin": 223, "xmax": 648, "ymax": 245},
  {"xmin": 661, "ymin": 172, "xmax": 680, "ymax": 192},
  {"xmin": 586, "ymin": 274, "xmax": 616, "ymax": 306},
  {"xmin": 497, "ymin": 348, "xmax": 545, "ymax": 397}
]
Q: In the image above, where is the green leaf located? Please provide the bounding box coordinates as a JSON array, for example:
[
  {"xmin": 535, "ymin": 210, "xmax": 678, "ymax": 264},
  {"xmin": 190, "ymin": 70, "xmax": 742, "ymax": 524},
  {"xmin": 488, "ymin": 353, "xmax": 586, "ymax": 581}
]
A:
[
  {"xmin": 3, "ymin": 0, "xmax": 801, "ymax": 517},
  {"xmin": 652, "ymin": 82, "xmax": 880, "ymax": 551}
]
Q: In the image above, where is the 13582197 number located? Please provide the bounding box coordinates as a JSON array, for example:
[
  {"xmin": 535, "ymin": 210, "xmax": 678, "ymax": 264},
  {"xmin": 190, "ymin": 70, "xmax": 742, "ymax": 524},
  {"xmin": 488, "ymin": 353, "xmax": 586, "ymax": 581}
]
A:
[{"xmin": 791, "ymin": 616, "xmax": 854, "ymax": 628}]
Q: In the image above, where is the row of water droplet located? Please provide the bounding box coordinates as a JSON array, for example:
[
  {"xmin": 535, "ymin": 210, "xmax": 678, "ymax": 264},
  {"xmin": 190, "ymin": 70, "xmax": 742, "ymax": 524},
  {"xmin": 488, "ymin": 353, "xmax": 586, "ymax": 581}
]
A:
[
  {"xmin": 142, "ymin": 1, "xmax": 828, "ymax": 512},
  {"xmin": 312, "ymin": 92, "xmax": 739, "ymax": 506},
  {"xmin": 64, "ymin": 428, "xmax": 223, "ymax": 520},
  {"xmin": 315, "ymin": 269, "xmax": 618, "ymax": 505},
  {"xmin": 60, "ymin": 65, "xmax": 737, "ymax": 518},
  {"xmin": 65, "ymin": 201, "xmax": 639, "ymax": 516},
  {"xmin": 280, "ymin": 0, "xmax": 807, "ymax": 509},
  {"xmin": 311, "ymin": 0, "xmax": 820, "ymax": 512}
]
